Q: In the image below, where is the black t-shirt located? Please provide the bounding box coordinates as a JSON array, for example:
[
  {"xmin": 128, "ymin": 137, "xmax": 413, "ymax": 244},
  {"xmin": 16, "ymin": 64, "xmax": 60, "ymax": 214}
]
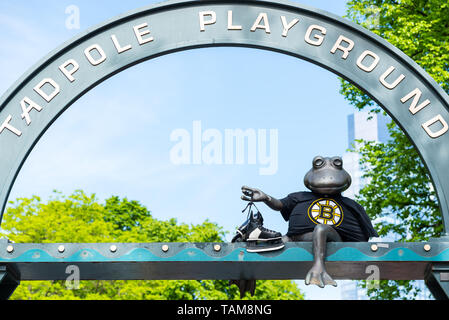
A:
[{"xmin": 280, "ymin": 191, "xmax": 378, "ymax": 242}]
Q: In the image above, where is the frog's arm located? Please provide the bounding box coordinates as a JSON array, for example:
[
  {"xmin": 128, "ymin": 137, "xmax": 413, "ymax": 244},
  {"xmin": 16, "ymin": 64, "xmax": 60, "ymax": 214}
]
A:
[{"xmin": 263, "ymin": 196, "xmax": 283, "ymax": 211}]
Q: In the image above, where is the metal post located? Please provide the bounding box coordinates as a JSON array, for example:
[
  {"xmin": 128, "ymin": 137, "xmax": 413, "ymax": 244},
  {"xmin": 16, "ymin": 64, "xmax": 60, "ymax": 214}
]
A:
[
  {"xmin": 425, "ymin": 263, "xmax": 449, "ymax": 300},
  {"xmin": 0, "ymin": 265, "xmax": 20, "ymax": 300}
]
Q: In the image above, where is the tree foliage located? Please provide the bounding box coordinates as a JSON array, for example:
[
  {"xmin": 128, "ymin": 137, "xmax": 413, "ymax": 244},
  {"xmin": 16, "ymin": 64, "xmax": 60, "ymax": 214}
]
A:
[
  {"xmin": 355, "ymin": 123, "xmax": 442, "ymax": 242},
  {"xmin": 0, "ymin": 190, "xmax": 303, "ymax": 300},
  {"xmin": 342, "ymin": 0, "xmax": 449, "ymax": 300},
  {"xmin": 342, "ymin": 0, "xmax": 449, "ymax": 113}
]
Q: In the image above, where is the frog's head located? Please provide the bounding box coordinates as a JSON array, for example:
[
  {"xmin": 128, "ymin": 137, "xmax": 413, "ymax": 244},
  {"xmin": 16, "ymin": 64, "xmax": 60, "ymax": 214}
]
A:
[{"xmin": 303, "ymin": 156, "xmax": 351, "ymax": 196}]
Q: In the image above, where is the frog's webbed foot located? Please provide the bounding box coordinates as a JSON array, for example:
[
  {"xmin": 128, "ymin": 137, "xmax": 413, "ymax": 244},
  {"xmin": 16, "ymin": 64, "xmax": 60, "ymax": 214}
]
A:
[
  {"xmin": 229, "ymin": 279, "xmax": 256, "ymax": 298},
  {"xmin": 305, "ymin": 266, "xmax": 337, "ymax": 288}
]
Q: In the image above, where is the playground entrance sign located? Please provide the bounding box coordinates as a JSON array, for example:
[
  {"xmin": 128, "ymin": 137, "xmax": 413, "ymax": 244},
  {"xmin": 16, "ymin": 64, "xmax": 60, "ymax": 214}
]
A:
[{"xmin": 1, "ymin": 0, "xmax": 449, "ymax": 235}]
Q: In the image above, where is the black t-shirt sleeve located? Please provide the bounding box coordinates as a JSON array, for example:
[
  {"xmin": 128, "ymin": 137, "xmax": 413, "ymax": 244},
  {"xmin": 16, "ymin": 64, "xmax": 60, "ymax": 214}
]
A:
[
  {"xmin": 279, "ymin": 191, "xmax": 316, "ymax": 222},
  {"xmin": 341, "ymin": 196, "xmax": 379, "ymax": 239},
  {"xmin": 279, "ymin": 194, "xmax": 296, "ymax": 221}
]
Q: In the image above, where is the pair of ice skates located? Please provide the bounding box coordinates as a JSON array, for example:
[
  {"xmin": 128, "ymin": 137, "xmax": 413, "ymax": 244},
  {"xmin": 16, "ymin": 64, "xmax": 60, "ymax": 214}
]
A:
[{"xmin": 232, "ymin": 202, "xmax": 284, "ymax": 252}]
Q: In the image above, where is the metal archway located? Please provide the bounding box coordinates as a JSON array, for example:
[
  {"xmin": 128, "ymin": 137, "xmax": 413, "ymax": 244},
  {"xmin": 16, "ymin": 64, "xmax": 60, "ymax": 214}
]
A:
[
  {"xmin": 1, "ymin": 0, "xmax": 449, "ymax": 299},
  {"xmin": 1, "ymin": 0, "xmax": 449, "ymax": 234}
]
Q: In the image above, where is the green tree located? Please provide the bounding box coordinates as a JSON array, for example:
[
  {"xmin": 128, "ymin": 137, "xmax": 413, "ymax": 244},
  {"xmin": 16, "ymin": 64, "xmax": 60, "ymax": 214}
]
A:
[
  {"xmin": 341, "ymin": 0, "xmax": 449, "ymax": 299},
  {"xmin": 0, "ymin": 190, "xmax": 303, "ymax": 300}
]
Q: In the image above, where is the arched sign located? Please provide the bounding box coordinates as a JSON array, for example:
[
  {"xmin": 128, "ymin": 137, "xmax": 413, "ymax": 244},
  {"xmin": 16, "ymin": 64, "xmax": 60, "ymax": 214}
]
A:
[{"xmin": 1, "ymin": 0, "xmax": 449, "ymax": 235}]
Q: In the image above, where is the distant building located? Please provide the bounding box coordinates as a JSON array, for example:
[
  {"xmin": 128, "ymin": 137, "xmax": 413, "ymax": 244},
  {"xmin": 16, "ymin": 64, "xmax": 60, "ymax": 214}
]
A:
[
  {"xmin": 343, "ymin": 111, "xmax": 389, "ymax": 200},
  {"xmin": 339, "ymin": 111, "xmax": 432, "ymax": 300},
  {"xmin": 340, "ymin": 111, "xmax": 389, "ymax": 300}
]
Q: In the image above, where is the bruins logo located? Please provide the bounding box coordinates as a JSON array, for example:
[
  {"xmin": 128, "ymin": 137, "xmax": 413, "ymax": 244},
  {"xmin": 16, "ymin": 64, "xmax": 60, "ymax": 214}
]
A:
[{"xmin": 308, "ymin": 198, "xmax": 343, "ymax": 226}]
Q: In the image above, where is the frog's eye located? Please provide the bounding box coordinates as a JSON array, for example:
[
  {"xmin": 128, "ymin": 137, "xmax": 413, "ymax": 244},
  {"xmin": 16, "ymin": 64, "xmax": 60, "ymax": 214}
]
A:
[
  {"xmin": 313, "ymin": 157, "xmax": 324, "ymax": 168},
  {"xmin": 333, "ymin": 157, "xmax": 343, "ymax": 167}
]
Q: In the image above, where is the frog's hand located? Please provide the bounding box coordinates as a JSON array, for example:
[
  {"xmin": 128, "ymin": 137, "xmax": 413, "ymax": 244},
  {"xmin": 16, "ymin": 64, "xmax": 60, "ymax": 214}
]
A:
[{"xmin": 241, "ymin": 186, "xmax": 267, "ymax": 202}]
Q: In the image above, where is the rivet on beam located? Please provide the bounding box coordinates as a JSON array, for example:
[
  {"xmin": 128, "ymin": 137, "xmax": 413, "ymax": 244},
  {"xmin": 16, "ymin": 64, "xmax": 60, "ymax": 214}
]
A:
[
  {"xmin": 424, "ymin": 244, "xmax": 431, "ymax": 252},
  {"xmin": 110, "ymin": 245, "xmax": 117, "ymax": 253},
  {"xmin": 6, "ymin": 245, "xmax": 14, "ymax": 253},
  {"xmin": 58, "ymin": 245, "xmax": 65, "ymax": 253},
  {"xmin": 370, "ymin": 244, "xmax": 378, "ymax": 252},
  {"xmin": 162, "ymin": 245, "xmax": 169, "ymax": 252},
  {"xmin": 214, "ymin": 244, "xmax": 221, "ymax": 252}
]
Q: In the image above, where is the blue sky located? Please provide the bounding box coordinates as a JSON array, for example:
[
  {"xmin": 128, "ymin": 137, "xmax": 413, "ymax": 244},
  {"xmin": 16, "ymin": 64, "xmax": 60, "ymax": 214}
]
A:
[{"xmin": 0, "ymin": 0, "xmax": 356, "ymax": 299}]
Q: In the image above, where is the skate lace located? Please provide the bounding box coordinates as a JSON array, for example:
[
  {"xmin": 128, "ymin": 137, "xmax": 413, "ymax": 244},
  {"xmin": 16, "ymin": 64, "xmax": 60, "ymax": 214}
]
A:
[
  {"xmin": 242, "ymin": 201, "xmax": 260, "ymax": 221},
  {"xmin": 242, "ymin": 202, "xmax": 277, "ymax": 233}
]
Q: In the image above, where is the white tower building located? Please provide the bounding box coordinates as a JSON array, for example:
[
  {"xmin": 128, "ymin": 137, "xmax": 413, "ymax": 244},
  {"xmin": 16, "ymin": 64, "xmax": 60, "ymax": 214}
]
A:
[
  {"xmin": 340, "ymin": 111, "xmax": 389, "ymax": 300},
  {"xmin": 339, "ymin": 111, "xmax": 431, "ymax": 300},
  {"xmin": 342, "ymin": 111, "xmax": 390, "ymax": 200}
]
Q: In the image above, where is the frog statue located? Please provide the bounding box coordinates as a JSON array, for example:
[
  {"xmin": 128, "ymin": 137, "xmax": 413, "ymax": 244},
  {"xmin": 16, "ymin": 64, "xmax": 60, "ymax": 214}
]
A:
[{"xmin": 231, "ymin": 155, "xmax": 378, "ymax": 294}]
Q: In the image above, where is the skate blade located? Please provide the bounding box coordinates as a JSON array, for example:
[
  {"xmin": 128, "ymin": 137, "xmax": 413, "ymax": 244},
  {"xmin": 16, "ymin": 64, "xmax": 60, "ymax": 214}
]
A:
[
  {"xmin": 246, "ymin": 236, "xmax": 283, "ymax": 242},
  {"xmin": 246, "ymin": 242, "xmax": 285, "ymax": 253},
  {"xmin": 246, "ymin": 244, "xmax": 285, "ymax": 252}
]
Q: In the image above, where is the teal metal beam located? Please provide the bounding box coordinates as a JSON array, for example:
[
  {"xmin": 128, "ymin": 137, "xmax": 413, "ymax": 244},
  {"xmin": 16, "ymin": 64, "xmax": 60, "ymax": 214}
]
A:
[{"xmin": 1, "ymin": 242, "xmax": 448, "ymax": 281}]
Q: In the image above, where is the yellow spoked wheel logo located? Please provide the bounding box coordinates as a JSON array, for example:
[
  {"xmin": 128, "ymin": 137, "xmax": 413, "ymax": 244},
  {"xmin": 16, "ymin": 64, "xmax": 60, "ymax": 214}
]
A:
[{"xmin": 308, "ymin": 198, "xmax": 343, "ymax": 226}]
